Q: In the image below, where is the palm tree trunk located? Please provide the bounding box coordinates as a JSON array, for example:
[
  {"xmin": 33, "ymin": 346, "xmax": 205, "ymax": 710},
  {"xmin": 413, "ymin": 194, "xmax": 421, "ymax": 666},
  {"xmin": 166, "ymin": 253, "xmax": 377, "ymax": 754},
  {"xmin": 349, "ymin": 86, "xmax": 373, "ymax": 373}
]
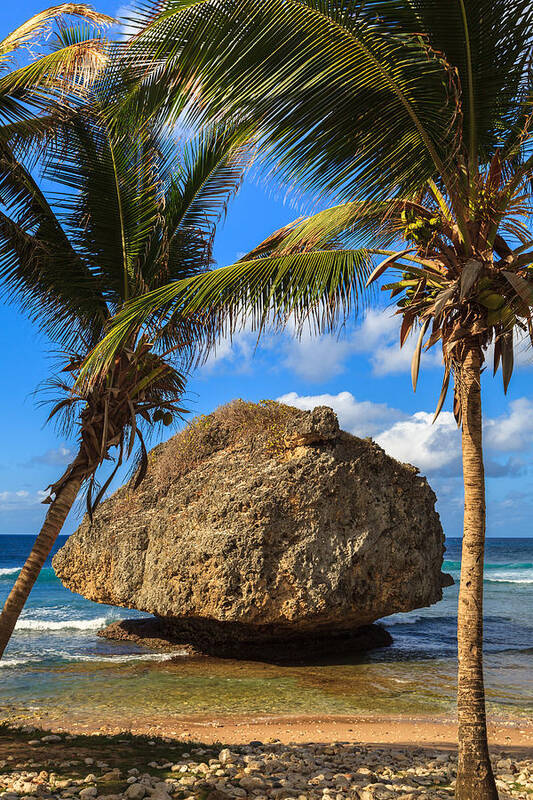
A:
[
  {"xmin": 0, "ymin": 473, "xmax": 83, "ymax": 660},
  {"xmin": 455, "ymin": 343, "xmax": 498, "ymax": 800}
]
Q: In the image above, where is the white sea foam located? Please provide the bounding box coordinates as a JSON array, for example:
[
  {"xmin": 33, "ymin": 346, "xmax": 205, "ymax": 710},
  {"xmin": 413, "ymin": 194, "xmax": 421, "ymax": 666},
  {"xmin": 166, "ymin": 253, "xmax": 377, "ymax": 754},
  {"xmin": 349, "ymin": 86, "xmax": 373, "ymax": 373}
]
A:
[
  {"xmin": 0, "ymin": 651, "xmax": 185, "ymax": 668},
  {"xmin": 0, "ymin": 658, "xmax": 29, "ymax": 668},
  {"xmin": 70, "ymin": 652, "xmax": 186, "ymax": 663},
  {"xmin": 382, "ymin": 614, "xmax": 425, "ymax": 626},
  {"xmin": 0, "ymin": 567, "xmax": 21, "ymax": 576},
  {"xmin": 484, "ymin": 567, "xmax": 533, "ymax": 584},
  {"xmin": 15, "ymin": 616, "xmax": 109, "ymax": 631}
]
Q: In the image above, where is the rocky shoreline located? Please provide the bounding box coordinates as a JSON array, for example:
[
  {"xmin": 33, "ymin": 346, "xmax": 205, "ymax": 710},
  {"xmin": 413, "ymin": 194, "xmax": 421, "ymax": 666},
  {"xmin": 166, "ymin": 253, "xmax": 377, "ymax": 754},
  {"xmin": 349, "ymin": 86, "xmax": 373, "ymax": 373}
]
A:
[
  {"xmin": 1, "ymin": 725, "xmax": 531, "ymax": 800},
  {"xmin": 97, "ymin": 618, "xmax": 393, "ymax": 662}
]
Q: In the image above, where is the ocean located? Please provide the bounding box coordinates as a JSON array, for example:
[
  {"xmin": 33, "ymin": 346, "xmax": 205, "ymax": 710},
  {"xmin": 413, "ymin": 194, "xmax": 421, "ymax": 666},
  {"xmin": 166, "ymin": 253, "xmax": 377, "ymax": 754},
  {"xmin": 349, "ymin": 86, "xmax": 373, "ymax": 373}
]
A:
[{"xmin": 0, "ymin": 535, "xmax": 531, "ymax": 727}]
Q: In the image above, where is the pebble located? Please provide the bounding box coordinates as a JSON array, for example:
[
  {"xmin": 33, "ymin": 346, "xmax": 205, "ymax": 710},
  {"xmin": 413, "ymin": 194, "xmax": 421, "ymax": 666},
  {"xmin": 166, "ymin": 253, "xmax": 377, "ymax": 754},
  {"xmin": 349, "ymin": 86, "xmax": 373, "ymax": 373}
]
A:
[
  {"xmin": 124, "ymin": 786, "xmax": 145, "ymax": 800},
  {"xmin": 1, "ymin": 738, "xmax": 532, "ymax": 800},
  {"xmin": 79, "ymin": 789, "xmax": 97, "ymax": 800}
]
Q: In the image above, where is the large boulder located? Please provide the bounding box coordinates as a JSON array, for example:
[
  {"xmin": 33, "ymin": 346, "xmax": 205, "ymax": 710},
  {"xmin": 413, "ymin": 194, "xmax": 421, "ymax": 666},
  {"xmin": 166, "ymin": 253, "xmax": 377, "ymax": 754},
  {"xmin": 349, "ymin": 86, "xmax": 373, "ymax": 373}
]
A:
[{"xmin": 53, "ymin": 400, "xmax": 450, "ymax": 659}]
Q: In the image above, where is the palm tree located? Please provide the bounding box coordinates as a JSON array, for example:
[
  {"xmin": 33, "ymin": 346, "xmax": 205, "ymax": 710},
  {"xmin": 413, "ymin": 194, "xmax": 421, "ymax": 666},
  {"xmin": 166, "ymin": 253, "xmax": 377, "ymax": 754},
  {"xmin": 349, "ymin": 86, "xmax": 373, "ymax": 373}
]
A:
[
  {"xmin": 0, "ymin": 1, "xmax": 109, "ymax": 650},
  {"xmin": 87, "ymin": 2, "xmax": 533, "ymax": 797},
  {"xmin": 0, "ymin": 81, "xmax": 250, "ymax": 660}
]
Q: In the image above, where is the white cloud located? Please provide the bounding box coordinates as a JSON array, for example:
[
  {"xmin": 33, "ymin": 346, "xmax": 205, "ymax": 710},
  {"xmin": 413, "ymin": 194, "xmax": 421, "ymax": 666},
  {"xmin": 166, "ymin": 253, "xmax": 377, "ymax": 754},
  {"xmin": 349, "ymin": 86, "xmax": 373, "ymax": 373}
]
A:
[
  {"xmin": 352, "ymin": 309, "xmax": 442, "ymax": 376},
  {"xmin": 375, "ymin": 411, "xmax": 461, "ymax": 473},
  {"xmin": 281, "ymin": 334, "xmax": 355, "ymax": 381},
  {"xmin": 200, "ymin": 327, "xmax": 259, "ymax": 373},
  {"xmin": 0, "ymin": 490, "xmax": 46, "ymax": 511},
  {"xmin": 278, "ymin": 390, "xmax": 533, "ymax": 480},
  {"xmin": 280, "ymin": 390, "xmax": 460, "ymax": 473},
  {"xmin": 113, "ymin": 4, "xmax": 142, "ymax": 39},
  {"xmin": 281, "ymin": 309, "xmax": 443, "ymax": 381},
  {"xmin": 279, "ymin": 390, "xmax": 406, "ymax": 437},
  {"xmin": 201, "ymin": 308, "xmax": 445, "ymax": 382},
  {"xmin": 484, "ymin": 398, "xmax": 533, "ymax": 452},
  {"xmin": 198, "ymin": 306, "xmax": 533, "ymax": 385},
  {"xmin": 29, "ymin": 445, "xmax": 74, "ymax": 467}
]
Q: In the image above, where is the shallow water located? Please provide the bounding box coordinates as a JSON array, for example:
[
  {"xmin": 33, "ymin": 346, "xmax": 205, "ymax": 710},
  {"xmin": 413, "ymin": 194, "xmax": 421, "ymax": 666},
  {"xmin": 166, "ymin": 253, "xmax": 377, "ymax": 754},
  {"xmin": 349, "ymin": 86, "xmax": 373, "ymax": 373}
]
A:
[{"xmin": 0, "ymin": 536, "xmax": 531, "ymax": 724}]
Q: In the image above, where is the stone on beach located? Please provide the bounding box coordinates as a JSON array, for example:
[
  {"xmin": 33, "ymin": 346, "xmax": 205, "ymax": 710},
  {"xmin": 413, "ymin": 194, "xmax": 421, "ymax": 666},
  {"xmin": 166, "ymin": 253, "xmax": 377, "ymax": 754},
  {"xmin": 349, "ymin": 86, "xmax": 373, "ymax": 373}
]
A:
[
  {"xmin": 79, "ymin": 788, "xmax": 97, "ymax": 800},
  {"xmin": 1, "ymin": 736, "xmax": 532, "ymax": 800},
  {"xmin": 53, "ymin": 401, "xmax": 451, "ymax": 659}
]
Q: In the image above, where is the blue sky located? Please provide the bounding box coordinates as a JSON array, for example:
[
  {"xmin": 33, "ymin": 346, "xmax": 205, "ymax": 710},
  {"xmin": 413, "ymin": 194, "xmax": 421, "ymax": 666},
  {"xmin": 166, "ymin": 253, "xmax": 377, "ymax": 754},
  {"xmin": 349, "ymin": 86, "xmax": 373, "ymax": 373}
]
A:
[{"xmin": 2, "ymin": 0, "xmax": 533, "ymax": 537}]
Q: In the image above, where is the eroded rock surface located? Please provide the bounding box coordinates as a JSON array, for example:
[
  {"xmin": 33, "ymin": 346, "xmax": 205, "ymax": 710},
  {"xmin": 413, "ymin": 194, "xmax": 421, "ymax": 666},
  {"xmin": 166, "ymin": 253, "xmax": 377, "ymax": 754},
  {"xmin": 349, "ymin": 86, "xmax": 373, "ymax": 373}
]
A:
[{"xmin": 53, "ymin": 400, "xmax": 450, "ymax": 656}]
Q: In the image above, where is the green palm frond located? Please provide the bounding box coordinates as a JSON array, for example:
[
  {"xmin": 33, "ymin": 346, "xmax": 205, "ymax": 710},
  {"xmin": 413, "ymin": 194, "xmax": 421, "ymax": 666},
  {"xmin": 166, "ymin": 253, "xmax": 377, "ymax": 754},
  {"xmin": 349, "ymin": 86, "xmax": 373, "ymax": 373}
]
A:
[
  {"xmin": 372, "ymin": 0, "xmax": 533, "ymax": 165},
  {"xmin": 119, "ymin": 0, "xmax": 459, "ymax": 202},
  {"xmin": 0, "ymin": 142, "xmax": 107, "ymax": 347},
  {"xmin": 242, "ymin": 199, "xmax": 404, "ymax": 259},
  {"xmin": 1, "ymin": 49, "xmax": 254, "ymax": 377},
  {"xmin": 135, "ymin": 125, "xmax": 251, "ymax": 288},
  {"xmin": 81, "ymin": 246, "xmax": 373, "ymax": 380},
  {"xmin": 169, "ymin": 123, "xmax": 252, "ymax": 241},
  {"xmin": 0, "ymin": 208, "xmax": 105, "ymax": 349},
  {"xmin": 42, "ymin": 96, "xmax": 164, "ymax": 304}
]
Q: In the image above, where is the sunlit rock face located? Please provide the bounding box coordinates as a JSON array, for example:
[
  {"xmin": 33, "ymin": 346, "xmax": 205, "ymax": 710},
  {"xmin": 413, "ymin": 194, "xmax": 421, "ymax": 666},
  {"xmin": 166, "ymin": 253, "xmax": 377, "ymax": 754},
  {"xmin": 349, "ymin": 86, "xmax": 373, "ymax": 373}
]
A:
[{"xmin": 53, "ymin": 400, "xmax": 449, "ymax": 657}]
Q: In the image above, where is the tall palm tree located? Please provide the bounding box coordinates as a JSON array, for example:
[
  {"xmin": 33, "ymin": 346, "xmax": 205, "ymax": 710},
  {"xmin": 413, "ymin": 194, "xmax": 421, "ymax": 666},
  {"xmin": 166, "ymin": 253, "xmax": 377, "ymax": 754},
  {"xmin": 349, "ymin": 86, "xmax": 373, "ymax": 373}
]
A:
[
  {"xmin": 0, "ymin": 83, "xmax": 250, "ymax": 660},
  {"xmin": 0, "ymin": 1, "xmax": 109, "ymax": 650},
  {"xmin": 87, "ymin": 2, "xmax": 533, "ymax": 797}
]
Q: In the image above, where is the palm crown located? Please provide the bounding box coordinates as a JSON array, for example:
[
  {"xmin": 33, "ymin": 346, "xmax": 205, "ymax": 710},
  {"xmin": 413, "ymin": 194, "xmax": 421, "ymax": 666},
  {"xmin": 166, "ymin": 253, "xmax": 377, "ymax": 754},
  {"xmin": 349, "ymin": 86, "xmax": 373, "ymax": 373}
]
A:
[
  {"xmin": 0, "ymin": 41, "xmax": 252, "ymax": 660},
  {"xmin": 1, "ymin": 79, "xmax": 250, "ymax": 508},
  {"xmin": 91, "ymin": 0, "xmax": 533, "ymax": 379}
]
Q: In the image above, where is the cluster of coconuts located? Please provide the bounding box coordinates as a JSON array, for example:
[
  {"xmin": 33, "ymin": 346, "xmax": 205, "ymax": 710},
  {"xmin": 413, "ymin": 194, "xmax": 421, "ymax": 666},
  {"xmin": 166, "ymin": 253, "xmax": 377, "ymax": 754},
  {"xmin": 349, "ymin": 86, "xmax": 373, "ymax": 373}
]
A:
[
  {"xmin": 400, "ymin": 209, "xmax": 441, "ymax": 246},
  {"xmin": 152, "ymin": 409, "xmax": 174, "ymax": 425}
]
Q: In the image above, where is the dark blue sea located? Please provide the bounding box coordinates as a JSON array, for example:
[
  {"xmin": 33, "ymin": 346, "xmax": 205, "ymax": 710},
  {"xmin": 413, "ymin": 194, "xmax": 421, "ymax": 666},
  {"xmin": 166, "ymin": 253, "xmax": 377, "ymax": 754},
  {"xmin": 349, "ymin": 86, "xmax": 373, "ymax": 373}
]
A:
[{"xmin": 0, "ymin": 535, "xmax": 531, "ymax": 726}]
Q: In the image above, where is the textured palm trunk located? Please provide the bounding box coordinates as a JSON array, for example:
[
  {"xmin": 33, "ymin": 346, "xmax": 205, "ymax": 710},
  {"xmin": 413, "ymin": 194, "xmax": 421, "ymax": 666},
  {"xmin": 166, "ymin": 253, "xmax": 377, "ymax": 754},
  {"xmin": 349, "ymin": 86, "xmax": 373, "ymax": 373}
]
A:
[
  {"xmin": 455, "ymin": 344, "xmax": 498, "ymax": 800},
  {"xmin": 0, "ymin": 473, "xmax": 83, "ymax": 660}
]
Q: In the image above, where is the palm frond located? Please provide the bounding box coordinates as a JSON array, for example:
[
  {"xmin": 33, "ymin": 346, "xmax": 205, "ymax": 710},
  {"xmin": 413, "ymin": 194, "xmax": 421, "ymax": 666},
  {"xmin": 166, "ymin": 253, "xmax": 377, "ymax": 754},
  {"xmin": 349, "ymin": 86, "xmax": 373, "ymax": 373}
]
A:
[
  {"xmin": 43, "ymin": 97, "xmax": 164, "ymax": 304},
  {"xmin": 242, "ymin": 199, "xmax": 404, "ymax": 260},
  {"xmin": 374, "ymin": 0, "xmax": 533, "ymax": 167},
  {"xmin": 82, "ymin": 247, "xmax": 373, "ymax": 380},
  {"xmin": 119, "ymin": 0, "xmax": 460, "ymax": 202},
  {"xmin": 0, "ymin": 142, "xmax": 107, "ymax": 347},
  {"xmin": 169, "ymin": 123, "xmax": 252, "ymax": 243},
  {"xmin": 0, "ymin": 4, "xmax": 113, "ymax": 61}
]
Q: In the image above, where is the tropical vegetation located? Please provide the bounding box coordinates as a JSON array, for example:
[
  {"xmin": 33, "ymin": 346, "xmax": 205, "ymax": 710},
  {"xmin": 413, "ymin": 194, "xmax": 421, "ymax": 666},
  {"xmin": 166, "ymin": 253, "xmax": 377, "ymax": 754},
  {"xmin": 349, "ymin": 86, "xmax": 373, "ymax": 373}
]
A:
[
  {"xmin": 87, "ymin": 2, "xmax": 533, "ymax": 798},
  {"xmin": 0, "ymin": 57, "xmax": 251, "ymax": 660}
]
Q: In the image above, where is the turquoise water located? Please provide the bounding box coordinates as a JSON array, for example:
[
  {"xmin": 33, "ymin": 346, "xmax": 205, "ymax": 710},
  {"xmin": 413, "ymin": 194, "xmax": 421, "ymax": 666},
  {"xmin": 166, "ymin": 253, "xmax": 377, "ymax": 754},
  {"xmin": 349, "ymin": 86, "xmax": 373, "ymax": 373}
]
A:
[{"xmin": 0, "ymin": 536, "xmax": 531, "ymax": 724}]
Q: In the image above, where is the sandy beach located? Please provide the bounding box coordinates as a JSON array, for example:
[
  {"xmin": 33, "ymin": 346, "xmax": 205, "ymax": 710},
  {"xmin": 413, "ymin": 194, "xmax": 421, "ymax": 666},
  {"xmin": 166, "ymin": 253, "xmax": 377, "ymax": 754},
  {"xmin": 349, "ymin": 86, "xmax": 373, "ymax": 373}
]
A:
[{"xmin": 4, "ymin": 713, "xmax": 532, "ymax": 752}]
